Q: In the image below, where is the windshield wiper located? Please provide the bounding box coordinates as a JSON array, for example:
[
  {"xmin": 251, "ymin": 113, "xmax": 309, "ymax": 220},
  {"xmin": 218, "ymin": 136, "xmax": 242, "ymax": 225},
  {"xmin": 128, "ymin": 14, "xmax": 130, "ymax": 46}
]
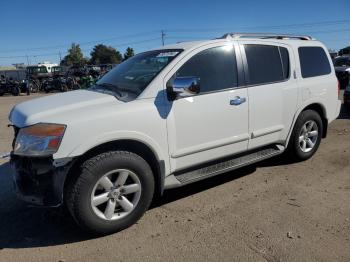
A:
[{"xmin": 93, "ymin": 83, "xmax": 123, "ymax": 97}]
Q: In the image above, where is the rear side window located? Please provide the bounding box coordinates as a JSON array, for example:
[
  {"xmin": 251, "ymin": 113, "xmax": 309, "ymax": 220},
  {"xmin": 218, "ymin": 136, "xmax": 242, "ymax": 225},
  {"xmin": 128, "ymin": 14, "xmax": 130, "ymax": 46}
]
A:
[
  {"xmin": 175, "ymin": 46, "xmax": 238, "ymax": 93},
  {"xmin": 244, "ymin": 45, "xmax": 289, "ymax": 85},
  {"xmin": 298, "ymin": 47, "xmax": 331, "ymax": 78}
]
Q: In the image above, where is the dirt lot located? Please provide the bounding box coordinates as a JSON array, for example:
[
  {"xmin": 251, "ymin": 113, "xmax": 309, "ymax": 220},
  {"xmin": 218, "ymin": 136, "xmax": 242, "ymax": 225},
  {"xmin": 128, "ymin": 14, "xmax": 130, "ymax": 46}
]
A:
[{"xmin": 0, "ymin": 93, "xmax": 349, "ymax": 262}]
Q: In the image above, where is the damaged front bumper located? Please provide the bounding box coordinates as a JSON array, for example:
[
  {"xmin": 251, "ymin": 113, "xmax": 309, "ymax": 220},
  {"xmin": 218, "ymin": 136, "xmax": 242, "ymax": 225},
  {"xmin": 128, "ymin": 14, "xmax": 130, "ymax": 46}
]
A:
[{"xmin": 10, "ymin": 154, "xmax": 75, "ymax": 207}]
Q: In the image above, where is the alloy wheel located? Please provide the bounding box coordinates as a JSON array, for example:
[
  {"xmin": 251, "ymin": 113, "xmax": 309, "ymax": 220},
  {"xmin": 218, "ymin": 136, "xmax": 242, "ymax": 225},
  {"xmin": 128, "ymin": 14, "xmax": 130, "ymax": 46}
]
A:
[
  {"xmin": 90, "ymin": 169, "xmax": 142, "ymax": 221},
  {"xmin": 298, "ymin": 120, "xmax": 319, "ymax": 153}
]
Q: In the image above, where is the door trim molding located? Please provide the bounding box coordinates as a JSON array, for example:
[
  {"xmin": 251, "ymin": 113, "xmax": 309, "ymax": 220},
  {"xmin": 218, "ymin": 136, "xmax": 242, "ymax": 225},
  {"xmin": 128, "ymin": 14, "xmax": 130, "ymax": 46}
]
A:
[
  {"xmin": 171, "ymin": 133, "xmax": 250, "ymax": 158},
  {"xmin": 251, "ymin": 125, "xmax": 284, "ymax": 139}
]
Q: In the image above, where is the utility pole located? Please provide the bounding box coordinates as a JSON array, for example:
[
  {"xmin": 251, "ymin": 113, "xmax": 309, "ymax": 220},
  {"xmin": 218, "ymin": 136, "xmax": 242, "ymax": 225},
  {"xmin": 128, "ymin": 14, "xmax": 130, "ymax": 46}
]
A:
[
  {"xmin": 161, "ymin": 30, "xmax": 166, "ymax": 46},
  {"xmin": 26, "ymin": 54, "xmax": 29, "ymax": 66},
  {"xmin": 59, "ymin": 51, "xmax": 62, "ymax": 64}
]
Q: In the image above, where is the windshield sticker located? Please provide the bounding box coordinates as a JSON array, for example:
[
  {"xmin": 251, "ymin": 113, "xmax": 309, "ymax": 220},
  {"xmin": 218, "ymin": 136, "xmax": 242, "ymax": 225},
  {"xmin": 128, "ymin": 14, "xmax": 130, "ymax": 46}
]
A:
[{"xmin": 156, "ymin": 51, "xmax": 179, "ymax": 57}]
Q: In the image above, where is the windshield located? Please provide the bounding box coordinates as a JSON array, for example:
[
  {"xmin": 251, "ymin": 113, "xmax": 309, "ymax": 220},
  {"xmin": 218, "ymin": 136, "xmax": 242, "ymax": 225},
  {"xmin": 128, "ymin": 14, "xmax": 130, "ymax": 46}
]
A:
[
  {"xmin": 93, "ymin": 49, "xmax": 182, "ymax": 97},
  {"xmin": 334, "ymin": 57, "xmax": 350, "ymax": 67},
  {"xmin": 27, "ymin": 66, "xmax": 48, "ymax": 73}
]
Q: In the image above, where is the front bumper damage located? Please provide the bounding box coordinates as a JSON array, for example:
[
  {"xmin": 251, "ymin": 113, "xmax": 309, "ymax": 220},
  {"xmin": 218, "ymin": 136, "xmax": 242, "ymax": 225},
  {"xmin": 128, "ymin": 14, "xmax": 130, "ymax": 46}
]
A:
[{"xmin": 10, "ymin": 154, "xmax": 75, "ymax": 207}]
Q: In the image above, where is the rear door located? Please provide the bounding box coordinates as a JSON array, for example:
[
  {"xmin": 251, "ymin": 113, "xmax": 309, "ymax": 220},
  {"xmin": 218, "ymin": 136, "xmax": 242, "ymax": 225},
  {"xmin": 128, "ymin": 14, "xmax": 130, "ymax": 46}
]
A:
[{"xmin": 239, "ymin": 41, "xmax": 298, "ymax": 149}]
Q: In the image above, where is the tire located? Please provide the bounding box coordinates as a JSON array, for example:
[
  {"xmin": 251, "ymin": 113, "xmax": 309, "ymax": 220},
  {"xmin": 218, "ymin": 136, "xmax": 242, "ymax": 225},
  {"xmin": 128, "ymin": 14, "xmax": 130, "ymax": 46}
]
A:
[
  {"xmin": 61, "ymin": 84, "xmax": 68, "ymax": 92},
  {"xmin": 11, "ymin": 86, "xmax": 20, "ymax": 96},
  {"xmin": 65, "ymin": 151, "xmax": 154, "ymax": 235},
  {"xmin": 29, "ymin": 82, "xmax": 38, "ymax": 93},
  {"xmin": 287, "ymin": 110, "xmax": 323, "ymax": 161},
  {"xmin": 345, "ymin": 103, "xmax": 350, "ymax": 111}
]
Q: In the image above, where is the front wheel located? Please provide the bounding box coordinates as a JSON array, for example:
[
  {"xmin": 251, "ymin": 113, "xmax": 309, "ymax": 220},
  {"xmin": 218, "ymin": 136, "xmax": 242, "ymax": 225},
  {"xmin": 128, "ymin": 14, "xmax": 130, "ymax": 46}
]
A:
[
  {"xmin": 287, "ymin": 110, "xmax": 323, "ymax": 161},
  {"xmin": 11, "ymin": 86, "xmax": 20, "ymax": 96},
  {"xmin": 65, "ymin": 151, "xmax": 154, "ymax": 235}
]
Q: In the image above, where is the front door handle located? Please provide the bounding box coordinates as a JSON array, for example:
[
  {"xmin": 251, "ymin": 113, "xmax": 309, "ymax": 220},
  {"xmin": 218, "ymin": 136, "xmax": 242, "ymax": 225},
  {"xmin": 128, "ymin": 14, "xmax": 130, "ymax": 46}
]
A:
[{"xmin": 230, "ymin": 96, "xmax": 246, "ymax": 106}]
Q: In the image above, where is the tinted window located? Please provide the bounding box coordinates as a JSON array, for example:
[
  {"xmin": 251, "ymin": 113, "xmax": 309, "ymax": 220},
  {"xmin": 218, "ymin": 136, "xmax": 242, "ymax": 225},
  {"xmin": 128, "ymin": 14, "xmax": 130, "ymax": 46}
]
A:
[
  {"xmin": 245, "ymin": 45, "xmax": 285, "ymax": 85},
  {"xmin": 299, "ymin": 47, "xmax": 331, "ymax": 78},
  {"xmin": 175, "ymin": 46, "xmax": 238, "ymax": 93},
  {"xmin": 280, "ymin": 47, "xmax": 290, "ymax": 79}
]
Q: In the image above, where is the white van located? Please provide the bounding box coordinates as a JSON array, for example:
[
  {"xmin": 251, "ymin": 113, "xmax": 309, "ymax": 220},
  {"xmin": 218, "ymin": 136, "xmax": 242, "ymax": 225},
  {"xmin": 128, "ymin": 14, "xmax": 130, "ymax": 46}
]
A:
[{"xmin": 9, "ymin": 33, "xmax": 341, "ymax": 235}]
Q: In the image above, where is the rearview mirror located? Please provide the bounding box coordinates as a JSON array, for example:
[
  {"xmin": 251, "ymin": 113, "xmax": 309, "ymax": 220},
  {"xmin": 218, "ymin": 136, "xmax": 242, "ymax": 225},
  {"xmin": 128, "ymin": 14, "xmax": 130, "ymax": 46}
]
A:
[{"xmin": 170, "ymin": 76, "xmax": 200, "ymax": 99}]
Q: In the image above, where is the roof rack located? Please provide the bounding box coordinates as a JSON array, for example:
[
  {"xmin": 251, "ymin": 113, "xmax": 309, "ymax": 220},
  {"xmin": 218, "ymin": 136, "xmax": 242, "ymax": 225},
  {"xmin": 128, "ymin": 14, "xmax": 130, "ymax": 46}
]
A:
[{"xmin": 221, "ymin": 33, "xmax": 314, "ymax": 41}]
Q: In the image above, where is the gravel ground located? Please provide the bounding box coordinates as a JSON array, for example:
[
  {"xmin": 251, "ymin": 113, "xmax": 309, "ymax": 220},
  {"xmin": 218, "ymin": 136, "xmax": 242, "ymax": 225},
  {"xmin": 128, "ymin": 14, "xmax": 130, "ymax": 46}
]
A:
[{"xmin": 0, "ymin": 92, "xmax": 349, "ymax": 262}]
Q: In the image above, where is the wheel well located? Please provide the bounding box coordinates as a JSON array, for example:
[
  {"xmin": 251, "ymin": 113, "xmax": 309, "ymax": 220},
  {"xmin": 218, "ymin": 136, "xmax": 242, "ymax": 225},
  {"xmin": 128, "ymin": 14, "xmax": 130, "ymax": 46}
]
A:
[
  {"xmin": 63, "ymin": 140, "xmax": 163, "ymax": 201},
  {"xmin": 302, "ymin": 103, "xmax": 328, "ymax": 138}
]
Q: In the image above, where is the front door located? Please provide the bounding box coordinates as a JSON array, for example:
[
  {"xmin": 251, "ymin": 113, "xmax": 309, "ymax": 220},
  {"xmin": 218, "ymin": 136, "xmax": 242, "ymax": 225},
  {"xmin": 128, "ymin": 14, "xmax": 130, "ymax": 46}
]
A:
[{"xmin": 165, "ymin": 44, "xmax": 249, "ymax": 171}]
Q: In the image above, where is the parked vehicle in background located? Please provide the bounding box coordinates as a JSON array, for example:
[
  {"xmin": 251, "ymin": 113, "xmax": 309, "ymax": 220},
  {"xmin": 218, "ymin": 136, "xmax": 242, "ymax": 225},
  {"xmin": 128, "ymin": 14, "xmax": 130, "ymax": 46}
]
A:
[
  {"xmin": 26, "ymin": 66, "xmax": 52, "ymax": 93},
  {"xmin": 344, "ymin": 84, "xmax": 350, "ymax": 110},
  {"xmin": 334, "ymin": 55, "xmax": 350, "ymax": 89},
  {"xmin": 9, "ymin": 33, "xmax": 341, "ymax": 235},
  {"xmin": 0, "ymin": 75, "xmax": 20, "ymax": 96},
  {"xmin": 42, "ymin": 66, "xmax": 69, "ymax": 93}
]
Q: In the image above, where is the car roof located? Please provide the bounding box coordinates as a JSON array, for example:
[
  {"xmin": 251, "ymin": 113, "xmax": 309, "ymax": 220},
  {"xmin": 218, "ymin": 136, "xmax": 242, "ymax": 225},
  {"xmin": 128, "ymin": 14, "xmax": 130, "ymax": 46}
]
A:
[{"xmin": 152, "ymin": 36, "xmax": 323, "ymax": 52}]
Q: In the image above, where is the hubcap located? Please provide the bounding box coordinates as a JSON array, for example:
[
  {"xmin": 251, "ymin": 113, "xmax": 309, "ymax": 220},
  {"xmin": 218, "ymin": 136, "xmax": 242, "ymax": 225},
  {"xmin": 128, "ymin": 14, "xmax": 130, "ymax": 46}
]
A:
[
  {"xmin": 90, "ymin": 169, "xmax": 141, "ymax": 221},
  {"xmin": 299, "ymin": 120, "xmax": 319, "ymax": 153}
]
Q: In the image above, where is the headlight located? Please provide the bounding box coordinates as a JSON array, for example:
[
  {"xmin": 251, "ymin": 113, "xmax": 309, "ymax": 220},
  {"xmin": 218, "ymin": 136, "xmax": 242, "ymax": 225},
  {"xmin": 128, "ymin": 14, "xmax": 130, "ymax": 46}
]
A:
[{"xmin": 14, "ymin": 123, "xmax": 66, "ymax": 156}]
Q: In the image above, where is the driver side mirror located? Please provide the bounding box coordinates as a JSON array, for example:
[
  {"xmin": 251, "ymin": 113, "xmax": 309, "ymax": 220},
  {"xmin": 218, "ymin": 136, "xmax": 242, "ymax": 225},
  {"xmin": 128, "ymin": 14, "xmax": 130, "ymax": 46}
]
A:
[{"xmin": 168, "ymin": 76, "xmax": 200, "ymax": 100}]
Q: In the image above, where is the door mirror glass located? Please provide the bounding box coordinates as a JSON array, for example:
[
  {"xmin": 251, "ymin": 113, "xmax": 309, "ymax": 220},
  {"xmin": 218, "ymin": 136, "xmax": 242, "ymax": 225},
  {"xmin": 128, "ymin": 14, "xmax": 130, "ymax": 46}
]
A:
[{"xmin": 170, "ymin": 76, "xmax": 200, "ymax": 98}]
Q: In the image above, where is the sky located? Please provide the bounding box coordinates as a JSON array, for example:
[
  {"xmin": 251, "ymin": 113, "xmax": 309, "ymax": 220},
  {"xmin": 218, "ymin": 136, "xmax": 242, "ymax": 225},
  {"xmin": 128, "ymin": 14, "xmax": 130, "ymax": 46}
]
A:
[{"xmin": 0, "ymin": 0, "xmax": 349, "ymax": 66}]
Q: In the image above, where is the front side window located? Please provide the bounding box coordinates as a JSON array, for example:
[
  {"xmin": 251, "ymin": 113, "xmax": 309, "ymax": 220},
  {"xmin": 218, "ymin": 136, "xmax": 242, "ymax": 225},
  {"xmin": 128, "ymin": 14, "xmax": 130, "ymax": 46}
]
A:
[
  {"xmin": 244, "ymin": 44, "xmax": 288, "ymax": 85},
  {"xmin": 299, "ymin": 46, "xmax": 331, "ymax": 78},
  {"xmin": 174, "ymin": 45, "xmax": 238, "ymax": 93},
  {"xmin": 94, "ymin": 49, "xmax": 182, "ymax": 97}
]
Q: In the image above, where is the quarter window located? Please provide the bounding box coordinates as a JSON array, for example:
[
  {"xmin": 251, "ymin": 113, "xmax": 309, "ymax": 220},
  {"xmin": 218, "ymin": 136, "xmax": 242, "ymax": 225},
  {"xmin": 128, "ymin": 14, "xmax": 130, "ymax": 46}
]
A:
[
  {"xmin": 174, "ymin": 46, "xmax": 238, "ymax": 93},
  {"xmin": 279, "ymin": 47, "xmax": 290, "ymax": 79},
  {"xmin": 298, "ymin": 47, "xmax": 331, "ymax": 78},
  {"xmin": 244, "ymin": 44, "xmax": 288, "ymax": 85}
]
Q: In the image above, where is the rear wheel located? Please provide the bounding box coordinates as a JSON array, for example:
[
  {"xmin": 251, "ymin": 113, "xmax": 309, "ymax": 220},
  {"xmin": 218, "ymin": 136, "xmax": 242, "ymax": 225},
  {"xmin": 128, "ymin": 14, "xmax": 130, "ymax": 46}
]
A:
[
  {"xmin": 65, "ymin": 151, "xmax": 154, "ymax": 235},
  {"xmin": 29, "ymin": 81, "xmax": 38, "ymax": 93},
  {"xmin": 287, "ymin": 110, "xmax": 323, "ymax": 161}
]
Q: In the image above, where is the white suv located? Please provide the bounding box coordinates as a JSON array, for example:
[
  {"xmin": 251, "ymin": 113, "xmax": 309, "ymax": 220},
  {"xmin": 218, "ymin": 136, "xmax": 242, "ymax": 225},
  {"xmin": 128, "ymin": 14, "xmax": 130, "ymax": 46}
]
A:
[{"xmin": 9, "ymin": 33, "xmax": 341, "ymax": 235}]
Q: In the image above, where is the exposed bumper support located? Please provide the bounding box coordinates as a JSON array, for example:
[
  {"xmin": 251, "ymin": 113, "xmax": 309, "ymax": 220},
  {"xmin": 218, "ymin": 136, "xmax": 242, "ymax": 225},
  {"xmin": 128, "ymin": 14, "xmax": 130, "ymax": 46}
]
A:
[{"xmin": 10, "ymin": 154, "xmax": 75, "ymax": 207}]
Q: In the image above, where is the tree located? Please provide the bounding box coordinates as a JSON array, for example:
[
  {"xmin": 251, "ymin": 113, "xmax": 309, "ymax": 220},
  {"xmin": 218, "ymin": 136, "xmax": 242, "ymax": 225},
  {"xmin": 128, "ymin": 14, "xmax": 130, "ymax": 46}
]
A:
[
  {"xmin": 123, "ymin": 47, "xmax": 135, "ymax": 60},
  {"xmin": 61, "ymin": 43, "xmax": 87, "ymax": 66},
  {"xmin": 90, "ymin": 44, "xmax": 122, "ymax": 65},
  {"xmin": 339, "ymin": 46, "xmax": 350, "ymax": 56}
]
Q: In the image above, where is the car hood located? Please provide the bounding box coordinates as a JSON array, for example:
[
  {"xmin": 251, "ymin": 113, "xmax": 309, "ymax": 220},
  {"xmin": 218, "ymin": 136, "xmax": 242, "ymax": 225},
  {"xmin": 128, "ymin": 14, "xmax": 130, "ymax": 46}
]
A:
[{"xmin": 9, "ymin": 90, "xmax": 122, "ymax": 127}]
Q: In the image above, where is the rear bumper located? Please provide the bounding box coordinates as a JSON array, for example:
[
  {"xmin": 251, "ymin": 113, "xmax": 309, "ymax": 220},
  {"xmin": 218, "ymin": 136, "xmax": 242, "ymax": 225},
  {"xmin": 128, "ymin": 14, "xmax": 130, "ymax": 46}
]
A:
[{"xmin": 10, "ymin": 154, "xmax": 74, "ymax": 207}]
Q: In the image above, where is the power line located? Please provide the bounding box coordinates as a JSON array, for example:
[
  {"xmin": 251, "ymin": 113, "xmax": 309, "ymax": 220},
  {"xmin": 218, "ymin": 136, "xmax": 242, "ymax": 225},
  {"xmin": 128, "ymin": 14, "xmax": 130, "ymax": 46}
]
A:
[
  {"xmin": 0, "ymin": 37, "xmax": 161, "ymax": 59},
  {"xmin": 2, "ymin": 19, "xmax": 349, "ymax": 55},
  {"xmin": 165, "ymin": 28, "xmax": 350, "ymax": 41},
  {"xmin": 165, "ymin": 19, "xmax": 350, "ymax": 33},
  {"xmin": 0, "ymin": 30, "xmax": 160, "ymax": 54}
]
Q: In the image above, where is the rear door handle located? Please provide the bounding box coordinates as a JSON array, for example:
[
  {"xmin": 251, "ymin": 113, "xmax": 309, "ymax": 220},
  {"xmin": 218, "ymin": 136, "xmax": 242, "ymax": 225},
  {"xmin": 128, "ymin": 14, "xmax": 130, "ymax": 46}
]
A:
[{"xmin": 230, "ymin": 96, "xmax": 246, "ymax": 106}]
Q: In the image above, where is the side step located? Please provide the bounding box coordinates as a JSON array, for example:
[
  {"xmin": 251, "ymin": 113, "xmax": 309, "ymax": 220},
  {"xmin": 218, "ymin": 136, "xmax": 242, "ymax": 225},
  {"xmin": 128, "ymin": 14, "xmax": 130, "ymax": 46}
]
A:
[{"xmin": 166, "ymin": 145, "xmax": 284, "ymax": 188}]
